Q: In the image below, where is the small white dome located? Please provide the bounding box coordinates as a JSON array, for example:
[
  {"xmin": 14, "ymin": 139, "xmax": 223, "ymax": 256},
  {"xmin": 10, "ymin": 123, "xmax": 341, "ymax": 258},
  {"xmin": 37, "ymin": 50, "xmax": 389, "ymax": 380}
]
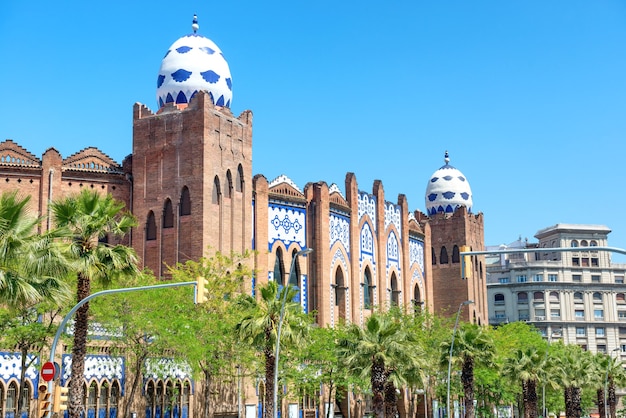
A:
[
  {"xmin": 425, "ymin": 151, "xmax": 473, "ymax": 216},
  {"xmin": 156, "ymin": 15, "xmax": 232, "ymax": 109}
]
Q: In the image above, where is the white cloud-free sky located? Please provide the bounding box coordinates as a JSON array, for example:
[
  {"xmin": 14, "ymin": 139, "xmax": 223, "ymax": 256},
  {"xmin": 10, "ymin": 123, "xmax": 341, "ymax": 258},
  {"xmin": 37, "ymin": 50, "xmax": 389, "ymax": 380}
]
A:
[{"xmin": 2, "ymin": 1, "xmax": 626, "ymax": 260}]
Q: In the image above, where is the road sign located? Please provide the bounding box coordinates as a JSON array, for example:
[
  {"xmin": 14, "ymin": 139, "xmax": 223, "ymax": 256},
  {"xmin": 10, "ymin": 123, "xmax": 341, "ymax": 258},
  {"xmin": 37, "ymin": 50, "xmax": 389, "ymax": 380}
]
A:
[{"xmin": 41, "ymin": 361, "xmax": 58, "ymax": 382}]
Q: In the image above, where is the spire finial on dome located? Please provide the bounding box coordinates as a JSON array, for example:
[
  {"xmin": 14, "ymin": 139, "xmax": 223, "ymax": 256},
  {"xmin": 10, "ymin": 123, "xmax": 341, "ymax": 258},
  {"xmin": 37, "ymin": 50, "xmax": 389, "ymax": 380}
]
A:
[
  {"xmin": 444, "ymin": 150, "xmax": 450, "ymax": 165},
  {"xmin": 192, "ymin": 14, "xmax": 199, "ymax": 33}
]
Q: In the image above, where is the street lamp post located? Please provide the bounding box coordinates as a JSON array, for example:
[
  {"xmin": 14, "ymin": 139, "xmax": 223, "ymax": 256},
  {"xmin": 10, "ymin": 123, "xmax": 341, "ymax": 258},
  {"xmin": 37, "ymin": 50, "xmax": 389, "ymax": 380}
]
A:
[
  {"xmin": 604, "ymin": 347, "xmax": 620, "ymax": 418},
  {"xmin": 273, "ymin": 248, "xmax": 313, "ymax": 418},
  {"xmin": 446, "ymin": 300, "xmax": 474, "ymax": 418}
]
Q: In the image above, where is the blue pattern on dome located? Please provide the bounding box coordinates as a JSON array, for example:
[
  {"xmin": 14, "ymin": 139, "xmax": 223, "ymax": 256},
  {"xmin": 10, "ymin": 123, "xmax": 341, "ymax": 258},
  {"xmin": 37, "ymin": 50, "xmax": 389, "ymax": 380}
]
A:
[
  {"xmin": 460, "ymin": 192, "xmax": 470, "ymax": 200},
  {"xmin": 190, "ymin": 91, "xmax": 198, "ymax": 101},
  {"xmin": 159, "ymin": 97, "xmax": 164, "ymax": 108},
  {"xmin": 458, "ymin": 176, "xmax": 466, "ymax": 181},
  {"xmin": 226, "ymin": 99, "xmax": 231, "ymax": 107},
  {"xmin": 442, "ymin": 191, "xmax": 455, "ymax": 199},
  {"xmin": 164, "ymin": 50, "xmax": 171, "ymax": 58},
  {"xmin": 171, "ymin": 69, "xmax": 192, "ymax": 82},
  {"xmin": 176, "ymin": 46, "xmax": 192, "ymax": 54},
  {"xmin": 166, "ymin": 93, "xmax": 174, "ymax": 103},
  {"xmin": 428, "ymin": 193, "xmax": 438, "ymax": 202},
  {"xmin": 200, "ymin": 70, "xmax": 220, "ymax": 83},
  {"xmin": 216, "ymin": 95, "xmax": 225, "ymax": 106},
  {"xmin": 226, "ymin": 78, "xmax": 232, "ymax": 90},
  {"xmin": 157, "ymin": 75, "xmax": 165, "ymax": 88},
  {"xmin": 430, "ymin": 177, "xmax": 438, "ymax": 183},
  {"xmin": 445, "ymin": 205, "xmax": 454, "ymax": 213},
  {"xmin": 443, "ymin": 176, "xmax": 453, "ymax": 181},
  {"xmin": 176, "ymin": 91, "xmax": 188, "ymax": 104},
  {"xmin": 199, "ymin": 46, "xmax": 215, "ymax": 55}
]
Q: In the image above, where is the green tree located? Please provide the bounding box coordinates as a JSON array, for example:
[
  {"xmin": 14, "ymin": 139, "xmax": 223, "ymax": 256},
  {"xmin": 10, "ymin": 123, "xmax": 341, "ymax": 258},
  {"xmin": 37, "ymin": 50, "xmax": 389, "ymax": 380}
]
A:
[
  {"xmin": 235, "ymin": 281, "xmax": 312, "ymax": 418},
  {"xmin": 551, "ymin": 342, "xmax": 595, "ymax": 418},
  {"xmin": 442, "ymin": 323, "xmax": 494, "ymax": 418},
  {"xmin": 51, "ymin": 190, "xmax": 139, "ymax": 418},
  {"xmin": 504, "ymin": 346, "xmax": 546, "ymax": 418},
  {"xmin": 337, "ymin": 311, "xmax": 421, "ymax": 418},
  {"xmin": 0, "ymin": 191, "xmax": 71, "ymax": 413}
]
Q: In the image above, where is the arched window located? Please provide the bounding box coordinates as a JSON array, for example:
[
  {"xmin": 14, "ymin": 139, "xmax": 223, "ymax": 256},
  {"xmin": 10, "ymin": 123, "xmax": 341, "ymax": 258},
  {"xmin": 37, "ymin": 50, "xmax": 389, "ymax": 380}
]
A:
[
  {"xmin": 6, "ymin": 381, "xmax": 17, "ymax": 417},
  {"xmin": 517, "ymin": 292, "xmax": 528, "ymax": 303},
  {"xmin": 99, "ymin": 384, "xmax": 109, "ymax": 418},
  {"xmin": 440, "ymin": 246, "xmax": 449, "ymax": 264},
  {"xmin": 452, "ymin": 245, "xmax": 460, "ymax": 263},
  {"xmin": 432, "ymin": 248, "xmax": 437, "ymax": 265},
  {"xmin": 146, "ymin": 211, "xmax": 157, "ymax": 241},
  {"xmin": 549, "ymin": 291, "xmax": 559, "ymax": 302},
  {"xmin": 289, "ymin": 249, "xmax": 300, "ymax": 287},
  {"xmin": 163, "ymin": 199, "xmax": 174, "ymax": 228},
  {"xmin": 19, "ymin": 381, "xmax": 31, "ymax": 418},
  {"xmin": 110, "ymin": 381, "xmax": 120, "ymax": 418},
  {"xmin": 617, "ymin": 293, "xmax": 626, "ymax": 304},
  {"xmin": 593, "ymin": 292, "xmax": 603, "ymax": 303},
  {"xmin": 273, "ymin": 248, "xmax": 285, "ymax": 286},
  {"xmin": 212, "ymin": 176, "xmax": 221, "ymax": 204},
  {"xmin": 87, "ymin": 381, "xmax": 97, "ymax": 418},
  {"xmin": 165, "ymin": 381, "xmax": 174, "ymax": 418},
  {"xmin": 146, "ymin": 381, "xmax": 156, "ymax": 418},
  {"xmin": 574, "ymin": 292, "xmax": 584, "ymax": 302},
  {"xmin": 179, "ymin": 186, "xmax": 191, "ymax": 216},
  {"xmin": 364, "ymin": 267, "xmax": 373, "ymax": 309},
  {"xmin": 182, "ymin": 381, "xmax": 191, "ymax": 417},
  {"xmin": 413, "ymin": 284, "xmax": 422, "ymax": 311},
  {"xmin": 590, "ymin": 240, "xmax": 598, "ymax": 247},
  {"xmin": 390, "ymin": 273, "xmax": 400, "ymax": 305},
  {"xmin": 236, "ymin": 164, "xmax": 244, "ymax": 193},
  {"xmin": 581, "ymin": 240, "xmax": 588, "ymax": 247},
  {"xmin": 571, "ymin": 240, "xmax": 579, "ymax": 247},
  {"xmin": 225, "ymin": 170, "xmax": 233, "ymax": 199},
  {"xmin": 533, "ymin": 291, "xmax": 544, "ymax": 301},
  {"xmin": 494, "ymin": 293, "xmax": 505, "ymax": 305}
]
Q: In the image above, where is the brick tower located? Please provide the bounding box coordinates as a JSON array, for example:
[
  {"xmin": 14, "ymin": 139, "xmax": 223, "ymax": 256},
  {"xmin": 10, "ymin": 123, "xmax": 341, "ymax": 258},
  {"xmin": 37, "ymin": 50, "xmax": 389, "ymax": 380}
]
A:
[{"xmin": 418, "ymin": 152, "xmax": 488, "ymax": 324}]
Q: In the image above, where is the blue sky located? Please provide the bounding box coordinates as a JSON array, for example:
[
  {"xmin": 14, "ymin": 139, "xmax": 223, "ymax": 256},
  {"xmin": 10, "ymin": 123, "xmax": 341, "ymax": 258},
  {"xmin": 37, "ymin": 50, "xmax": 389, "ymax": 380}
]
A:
[{"xmin": 2, "ymin": 1, "xmax": 626, "ymax": 260}]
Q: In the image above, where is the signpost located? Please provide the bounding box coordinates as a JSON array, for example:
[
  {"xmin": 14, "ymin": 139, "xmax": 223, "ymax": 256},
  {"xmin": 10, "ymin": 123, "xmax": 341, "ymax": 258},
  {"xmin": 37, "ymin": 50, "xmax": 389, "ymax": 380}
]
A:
[{"xmin": 41, "ymin": 361, "xmax": 58, "ymax": 382}]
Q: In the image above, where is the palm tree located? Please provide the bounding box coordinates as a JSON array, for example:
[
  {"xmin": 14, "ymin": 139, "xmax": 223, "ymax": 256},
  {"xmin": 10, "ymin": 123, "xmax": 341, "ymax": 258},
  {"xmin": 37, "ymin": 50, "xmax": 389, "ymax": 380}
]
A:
[
  {"xmin": 593, "ymin": 352, "xmax": 626, "ymax": 418},
  {"xmin": 337, "ymin": 311, "xmax": 422, "ymax": 418},
  {"xmin": 551, "ymin": 342, "xmax": 594, "ymax": 418},
  {"xmin": 504, "ymin": 346, "xmax": 546, "ymax": 418},
  {"xmin": 442, "ymin": 323, "xmax": 494, "ymax": 418},
  {"xmin": 0, "ymin": 191, "xmax": 70, "ymax": 414},
  {"xmin": 235, "ymin": 281, "xmax": 311, "ymax": 418},
  {"xmin": 51, "ymin": 190, "xmax": 139, "ymax": 418}
]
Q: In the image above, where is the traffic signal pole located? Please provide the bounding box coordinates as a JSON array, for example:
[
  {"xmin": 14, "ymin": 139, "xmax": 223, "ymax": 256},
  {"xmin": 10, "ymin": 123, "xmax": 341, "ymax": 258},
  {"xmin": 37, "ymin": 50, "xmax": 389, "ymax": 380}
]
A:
[{"xmin": 45, "ymin": 281, "xmax": 197, "ymax": 418}]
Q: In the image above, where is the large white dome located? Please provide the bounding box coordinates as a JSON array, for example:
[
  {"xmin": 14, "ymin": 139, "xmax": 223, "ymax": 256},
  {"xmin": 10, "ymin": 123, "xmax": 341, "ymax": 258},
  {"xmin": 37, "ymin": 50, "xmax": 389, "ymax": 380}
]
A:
[
  {"xmin": 156, "ymin": 15, "xmax": 232, "ymax": 109},
  {"xmin": 425, "ymin": 151, "xmax": 473, "ymax": 216}
]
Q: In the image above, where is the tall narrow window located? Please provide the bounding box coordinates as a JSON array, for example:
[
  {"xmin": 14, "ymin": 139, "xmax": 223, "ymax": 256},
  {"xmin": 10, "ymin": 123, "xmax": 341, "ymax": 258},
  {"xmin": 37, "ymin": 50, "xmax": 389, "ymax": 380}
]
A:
[
  {"xmin": 273, "ymin": 248, "xmax": 285, "ymax": 286},
  {"xmin": 452, "ymin": 245, "xmax": 460, "ymax": 263},
  {"xmin": 225, "ymin": 170, "xmax": 233, "ymax": 199},
  {"xmin": 440, "ymin": 246, "xmax": 449, "ymax": 264},
  {"xmin": 432, "ymin": 248, "xmax": 437, "ymax": 265},
  {"xmin": 236, "ymin": 164, "xmax": 244, "ymax": 193},
  {"xmin": 179, "ymin": 186, "xmax": 191, "ymax": 216},
  {"xmin": 390, "ymin": 273, "xmax": 400, "ymax": 305},
  {"xmin": 163, "ymin": 199, "xmax": 174, "ymax": 228},
  {"xmin": 364, "ymin": 267, "xmax": 373, "ymax": 309},
  {"xmin": 212, "ymin": 176, "xmax": 221, "ymax": 204},
  {"xmin": 146, "ymin": 211, "xmax": 157, "ymax": 241}
]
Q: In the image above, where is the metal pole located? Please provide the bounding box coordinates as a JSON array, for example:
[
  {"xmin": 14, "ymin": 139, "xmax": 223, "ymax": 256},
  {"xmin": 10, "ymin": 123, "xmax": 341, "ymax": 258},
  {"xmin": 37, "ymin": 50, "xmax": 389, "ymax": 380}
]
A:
[
  {"xmin": 274, "ymin": 248, "xmax": 312, "ymax": 418},
  {"xmin": 446, "ymin": 300, "xmax": 473, "ymax": 418}
]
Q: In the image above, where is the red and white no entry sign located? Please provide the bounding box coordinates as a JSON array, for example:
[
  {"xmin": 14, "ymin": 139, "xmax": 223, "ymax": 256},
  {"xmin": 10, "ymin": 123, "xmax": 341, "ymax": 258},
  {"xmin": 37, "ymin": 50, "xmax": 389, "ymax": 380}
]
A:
[{"xmin": 41, "ymin": 361, "xmax": 58, "ymax": 382}]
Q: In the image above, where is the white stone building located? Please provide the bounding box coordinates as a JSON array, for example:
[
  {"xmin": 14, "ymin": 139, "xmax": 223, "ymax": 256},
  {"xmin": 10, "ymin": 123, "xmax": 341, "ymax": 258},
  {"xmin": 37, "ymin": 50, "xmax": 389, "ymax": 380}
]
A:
[{"xmin": 486, "ymin": 224, "xmax": 626, "ymax": 355}]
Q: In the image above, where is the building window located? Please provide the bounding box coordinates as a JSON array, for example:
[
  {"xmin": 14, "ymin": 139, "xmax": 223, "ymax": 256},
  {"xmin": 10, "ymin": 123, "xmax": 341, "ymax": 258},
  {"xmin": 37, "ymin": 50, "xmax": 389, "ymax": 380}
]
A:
[
  {"xmin": 596, "ymin": 327, "xmax": 606, "ymax": 337},
  {"xmin": 576, "ymin": 327, "xmax": 586, "ymax": 336},
  {"xmin": 494, "ymin": 293, "xmax": 505, "ymax": 305},
  {"xmin": 146, "ymin": 211, "xmax": 157, "ymax": 241},
  {"xmin": 517, "ymin": 275, "xmax": 527, "ymax": 283},
  {"xmin": 533, "ymin": 274, "xmax": 544, "ymax": 282},
  {"xmin": 519, "ymin": 310, "xmax": 529, "ymax": 320},
  {"xmin": 499, "ymin": 277, "xmax": 510, "ymax": 284},
  {"xmin": 548, "ymin": 274, "xmax": 558, "ymax": 282},
  {"xmin": 616, "ymin": 275, "xmax": 625, "ymax": 284},
  {"xmin": 518, "ymin": 292, "xmax": 528, "ymax": 304},
  {"xmin": 575, "ymin": 310, "xmax": 585, "ymax": 320},
  {"xmin": 163, "ymin": 199, "xmax": 174, "ymax": 228},
  {"xmin": 551, "ymin": 309, "xmax": 561, "ymax": 318},
  {"xmin": 618, "ymin": 311, "xmax": 626, "ymax": 320},
  {"xmin": 180, "ymin": 186, "xmax": 191, "ymax": 215},
  {"xmin": 452, "ymin": 245, "xmax": 460, "ymax": 263},
  {"xmin": 495, "ymin": 311, "xmax": 506, "ymax": 320},
  {"xmin": 593, "ymin": 292, "xmax": 603, "ymax": 303},
  {"xmin": 591, "ymin": 258, "xmax": 599, "ymax": 267},
  {"xmin": 572, "ymin": 274, "xmax": 582, "ymax": 283},
  {"xmin": 617, "ymin": 293, "xmax": 626, "ymax": 304},
  {"xmin": 571, "ymin": 240, "xmax": 579, "ymax": 247},
  {"xmin": 620, "ymin": 327, "xmax": 626, "ymax": 337},
  {"xmin": 440, "ymin": 247, "xmax": 449, "ymax": 264},
  {"xmin": 582, "ymin": 258, "xmax": 590, "ymax": 267},
  {"xmin": 572, "ymin": 257, "xmax": 580, "ymax": 267},
  {"xmin": 533, "ymin": 291, "xmax": 544, "ymax": 302},
  {"xmin": 574, "ymin": 292, "xmax": 584, "ymax": 302},
  {"xmin": 594, "ymin": 309, "xmax": 604, "ymax": 319},
  {"xmin": 598, "ymin": 344, "xmax": 607, "ymax": 353},
  {"xmin": 549, "ymin": 291, "xmax": 559, "ymax": 302},
  {"xmin": 535, "ymin": 309, "xmax": 546, "ymax": 320},
  {"xmin": 591, "ymin": 275, "xmax": 601, "ymax": 283}
]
